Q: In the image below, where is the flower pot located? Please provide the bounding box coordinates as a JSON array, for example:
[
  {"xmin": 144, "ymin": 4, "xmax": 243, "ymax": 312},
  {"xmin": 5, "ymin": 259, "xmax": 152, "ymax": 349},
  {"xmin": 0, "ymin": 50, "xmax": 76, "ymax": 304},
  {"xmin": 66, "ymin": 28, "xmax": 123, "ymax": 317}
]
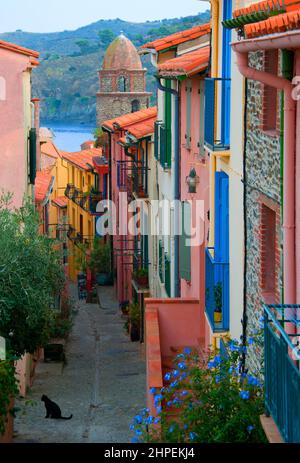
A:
[
  {"xmin": 214, "ymin": 310, "xmax": 222, "ymax": 324},
  {"xmin": 136, "ymin": 275, "xmax": 148, "ymax": 288},
  {"xmin": 96, "ymin": 272, "xmax": 113, "ymax": 286},
  {"xmin": 129, "ymin": 322, "xmax": 140, "ymax": 342}
]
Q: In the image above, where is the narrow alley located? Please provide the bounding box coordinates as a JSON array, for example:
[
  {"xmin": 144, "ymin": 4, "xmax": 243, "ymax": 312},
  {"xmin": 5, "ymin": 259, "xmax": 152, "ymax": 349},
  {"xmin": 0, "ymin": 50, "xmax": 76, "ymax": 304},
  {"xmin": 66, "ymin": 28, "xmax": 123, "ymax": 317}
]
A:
[{"xmin": 13, "ymin": 286, "xmax": 146, "ymax": 444}]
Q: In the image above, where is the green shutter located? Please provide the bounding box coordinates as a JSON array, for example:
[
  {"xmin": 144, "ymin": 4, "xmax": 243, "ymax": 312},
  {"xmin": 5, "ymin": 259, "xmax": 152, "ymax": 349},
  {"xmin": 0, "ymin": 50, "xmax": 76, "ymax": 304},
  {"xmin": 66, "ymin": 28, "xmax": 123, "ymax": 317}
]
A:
[
  {"xmin": 29, "ymin": 128, "xmax": 37, "ymax": 185},
  {"xmin": 159, "ymin": 240, "xmax": 164, "ymax": 282},
  {"xmin": 179, "ymin": 202, "xmax": 191, "ymax": 282},
  {"xmin": 164, "ymin": 80, "xmax": 172, "ymax": 168},
  {"xmin": 198, "ymin": 81, "xmax": 205, "ymax": 158},
  {"xmin": 164, "ymin": 254, "xmax": 171, "ymax": 297},
  {"xmin": 154, "ymin": 122, "xmax": 159, "ymax": 160},
  {"xmin": 185, "ymin": 80, "xmax": 192, "ymax": 149}
]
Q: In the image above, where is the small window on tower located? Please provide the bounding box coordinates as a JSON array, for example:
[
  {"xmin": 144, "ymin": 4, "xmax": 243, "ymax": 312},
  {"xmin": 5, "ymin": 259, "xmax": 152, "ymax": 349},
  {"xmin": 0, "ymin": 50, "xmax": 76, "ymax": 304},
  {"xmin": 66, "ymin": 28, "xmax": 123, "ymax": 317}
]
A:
[
  {"xmin": 118, "ymin": 76, "xmax": 128, "ymax": 92},
  {"xmin": 131, "ymin": 99, "xmax": 140, "ymax": 113}
]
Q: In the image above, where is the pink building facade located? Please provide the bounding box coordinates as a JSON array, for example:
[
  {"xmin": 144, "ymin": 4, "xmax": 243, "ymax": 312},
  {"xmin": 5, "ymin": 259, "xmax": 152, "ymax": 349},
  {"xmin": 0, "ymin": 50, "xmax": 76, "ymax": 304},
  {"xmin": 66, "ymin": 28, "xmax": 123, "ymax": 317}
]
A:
[{"xmin": 0, "ymin": 40, "xmax": 39, "ymax": 208}]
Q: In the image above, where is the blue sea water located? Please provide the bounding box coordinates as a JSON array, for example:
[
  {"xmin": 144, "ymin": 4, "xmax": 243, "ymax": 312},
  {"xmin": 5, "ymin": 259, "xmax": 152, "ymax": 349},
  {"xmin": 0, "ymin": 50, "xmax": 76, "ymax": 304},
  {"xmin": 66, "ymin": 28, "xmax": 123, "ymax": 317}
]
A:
[{"xmin": 41, "ymin": 122, "xmax": 95, "ymax": 152}]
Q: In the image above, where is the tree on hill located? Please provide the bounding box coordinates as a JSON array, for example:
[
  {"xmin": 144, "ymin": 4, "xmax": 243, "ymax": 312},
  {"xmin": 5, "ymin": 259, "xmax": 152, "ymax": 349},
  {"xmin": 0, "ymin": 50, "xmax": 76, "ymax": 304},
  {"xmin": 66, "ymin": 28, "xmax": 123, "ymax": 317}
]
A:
[{"xmin": 98, "ymin": 29, "xmax": 116, "ymax": 48}]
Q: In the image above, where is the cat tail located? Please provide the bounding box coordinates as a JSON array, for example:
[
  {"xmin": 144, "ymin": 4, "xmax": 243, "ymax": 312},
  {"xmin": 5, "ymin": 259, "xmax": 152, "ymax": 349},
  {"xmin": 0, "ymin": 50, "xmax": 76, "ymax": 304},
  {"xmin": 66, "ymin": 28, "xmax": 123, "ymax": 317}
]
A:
[{"xmin": 61, "ymin": 414, "xmax": 73, "ymax": 420}]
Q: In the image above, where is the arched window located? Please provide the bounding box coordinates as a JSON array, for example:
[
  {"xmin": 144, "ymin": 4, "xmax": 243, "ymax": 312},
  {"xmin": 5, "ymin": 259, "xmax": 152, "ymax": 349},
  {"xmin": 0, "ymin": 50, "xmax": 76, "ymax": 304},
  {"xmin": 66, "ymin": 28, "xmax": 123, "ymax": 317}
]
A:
[
  {"xmin": 131, "ymin": 99, "xmax": 140, "ymax": 113},
  {"xmin": 118, "ymin": 76, "xmax": 128, "ymax": 92},
  {"xmin": 0, "ymin": 77, "xmax": 6, "ymax": 101}
]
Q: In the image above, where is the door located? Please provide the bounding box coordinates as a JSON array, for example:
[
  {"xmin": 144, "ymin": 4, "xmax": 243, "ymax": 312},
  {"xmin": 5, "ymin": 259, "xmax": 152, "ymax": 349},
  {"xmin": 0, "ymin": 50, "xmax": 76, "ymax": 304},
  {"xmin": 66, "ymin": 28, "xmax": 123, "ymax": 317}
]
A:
[{"xmin": 215, "ymin": 171, "xmax": 229, "ymax": 263}]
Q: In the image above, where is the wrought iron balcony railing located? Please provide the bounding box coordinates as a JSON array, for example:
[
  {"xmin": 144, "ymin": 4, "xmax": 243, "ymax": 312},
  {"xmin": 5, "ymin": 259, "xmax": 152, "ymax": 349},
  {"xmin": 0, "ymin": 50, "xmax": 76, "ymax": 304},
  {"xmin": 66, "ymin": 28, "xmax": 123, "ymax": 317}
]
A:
[
  {"xmin": 204, "ymin": 77, "xmax": 231, "ymax": 151},
  {"xmin": 205, "ymin": 247, "xmax": 229, "ymax": 332},
  {"xmin": 264, "ymin": 304, "xmax": 300, "ymax": 443}
]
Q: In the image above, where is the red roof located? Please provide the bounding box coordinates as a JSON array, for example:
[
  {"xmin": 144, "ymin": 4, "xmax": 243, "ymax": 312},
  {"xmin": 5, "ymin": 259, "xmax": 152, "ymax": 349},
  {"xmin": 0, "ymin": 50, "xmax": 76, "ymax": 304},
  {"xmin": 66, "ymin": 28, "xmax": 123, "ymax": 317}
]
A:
[
  {"xmin": 35, "ymin": 170, "xmax": 53, "ymax": 203},
  {"xmin": 233, "ymin": 0, "xmax": 300, "ymax": 18},
  {"xmin": 41, "ymin": 141, "xmax": 60, "ymax": 159},
  {"xmin": 102, "ymin": 106, "xmax": 157, "ymax": 132},
  {"xmin": 62, "ymin": 148, "xmax": 102, "ymax": 171},
  {"xmin": 52, "ymin": 196, "xmax": 68, "ymax": 208},
  {"xmin": 158, "ymin": 46, "xmax": 210, "ymax": 77},
  {"xmin": 0, "ymin": 40, "xmax": 39, "ymax": 60},
  {"xmin": 245, "ymin": 9, "xmax": 300, "ymax": 38},
  {"xmin": 141, "ymin": 23, "xmax": 210, "ymax": 52},
  {"xmin": 126, "ymin": 116, "xmax": 157, "ymax": 139}
]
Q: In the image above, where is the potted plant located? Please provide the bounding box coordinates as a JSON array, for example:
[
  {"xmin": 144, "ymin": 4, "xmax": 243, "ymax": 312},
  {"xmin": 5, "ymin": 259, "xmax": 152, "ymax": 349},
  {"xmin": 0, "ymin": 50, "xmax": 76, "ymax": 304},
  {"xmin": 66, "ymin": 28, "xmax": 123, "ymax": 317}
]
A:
[
  {"xmin": 89, "ymin": 239, "xmax": 113, "ymax": 286},
  {"xmin": 133, "ymin": 268, "xmax": 149, "ymax": 288},
  {"xmin": 128, "ymin": 302, "xmax": 140, "ymax": 342},
  {"xmin": 120, "ymin": 300, "xmax": 130, "ymax": 316},
  {"xmin": 214, "ymin": 282, "xmax": 223, "ymax": 324}
]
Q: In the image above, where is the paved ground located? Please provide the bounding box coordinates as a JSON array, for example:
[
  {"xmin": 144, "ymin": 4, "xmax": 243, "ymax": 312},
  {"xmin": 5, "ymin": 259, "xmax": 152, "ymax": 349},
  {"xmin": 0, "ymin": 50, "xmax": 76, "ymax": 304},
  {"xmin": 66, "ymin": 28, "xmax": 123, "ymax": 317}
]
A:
[{"xmin": 13, "ymin": 286, "xmax": 146, "ymax": 443}]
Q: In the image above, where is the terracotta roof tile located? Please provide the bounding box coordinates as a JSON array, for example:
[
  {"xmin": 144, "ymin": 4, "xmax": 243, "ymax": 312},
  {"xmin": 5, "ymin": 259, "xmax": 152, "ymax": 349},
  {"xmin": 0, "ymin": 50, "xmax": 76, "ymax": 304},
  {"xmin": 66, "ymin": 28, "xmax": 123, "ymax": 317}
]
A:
[
  {"xmin": 233, "ymin": 0, "xmax": 300, "ymax": 18},
  {"xmin": 35, "ymin": 170, "xmax": 54, "ymax": 203},
  {"xmin": 245, "ymin": 9, "xmax": 300, "ymax": 37},
  {"xmin": 126, "ymin": 116, "xmax": 157, "ymax": 139},
  {"xmin": 102, "ymin": 106, "xmax": 157, "ymax": 132},
  {"xmin": 52, "ymin": 196, "xmax": 68, "ymax": 208},
  {"xmin": 140, "ymin": 23, "xmax": 211, "ymax": 52},
  {"xmin": 62, "ymin": 148, "xmax": 102, "ymax": 171},
  {"xmin": 0, "ymin": 40, "xmax": 39, "ymax": 59},
  {"xmin": 41, "ymin": 141, "xmax": 60, "ymax": 159},
  {"xmin": 158, "ymin": 46, "xmax": 210, "ymax": 77}
]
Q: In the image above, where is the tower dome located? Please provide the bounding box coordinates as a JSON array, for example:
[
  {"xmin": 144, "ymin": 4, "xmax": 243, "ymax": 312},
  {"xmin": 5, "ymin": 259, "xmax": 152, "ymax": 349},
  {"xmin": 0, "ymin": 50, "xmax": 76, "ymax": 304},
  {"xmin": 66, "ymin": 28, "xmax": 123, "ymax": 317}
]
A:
[{"xmin": 102, "ymin": 33, "xmax": 143, "ymax": 71}]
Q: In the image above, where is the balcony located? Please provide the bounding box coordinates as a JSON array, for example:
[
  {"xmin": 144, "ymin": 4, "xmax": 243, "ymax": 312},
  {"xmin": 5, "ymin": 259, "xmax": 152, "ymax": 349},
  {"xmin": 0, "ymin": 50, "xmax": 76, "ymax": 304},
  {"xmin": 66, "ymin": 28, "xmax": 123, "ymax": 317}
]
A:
[
  {"xmin": 204, "ymin": 78, "xmax": 231, "ymax": 152},
  {"xmin": 132, "ymin": 161, "xmax": 148, "ymax": 199},
  {"xmin": 89, "ymin": 191, "xmax": 103, "ymax": 215},
  {"xmin": 264, "ymin": 304, "xmax": 300, "ymax": 443},
  {"xmin": 117, "ymin": 160, "xmax": 130, "ymax": 192},
  {"xmin": 205, "ymin": 247, "xmax": 229, "ymax": 332}
]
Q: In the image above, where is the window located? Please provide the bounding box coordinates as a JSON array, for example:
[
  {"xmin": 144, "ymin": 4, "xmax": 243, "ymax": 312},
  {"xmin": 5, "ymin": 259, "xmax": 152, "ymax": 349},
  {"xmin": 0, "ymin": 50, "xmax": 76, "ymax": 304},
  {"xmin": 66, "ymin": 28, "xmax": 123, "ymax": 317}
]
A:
[
  {"xmin": 262, "ymin": 50, "xmax": 279, "ymax": 132},
  {"xmin": 118, "ymin": 76, "xmax": 128, "ymax": 92},
  {"xmin": 0, "ymin": 76, "xmax": 6, "ymax": 101},
  {"xmin": 131, "ymin": 99, "xmax": 140, "ymax": 113},
  {"xmin": 260, "ymin": 204, "xmax": 277, "ymax": 300}
]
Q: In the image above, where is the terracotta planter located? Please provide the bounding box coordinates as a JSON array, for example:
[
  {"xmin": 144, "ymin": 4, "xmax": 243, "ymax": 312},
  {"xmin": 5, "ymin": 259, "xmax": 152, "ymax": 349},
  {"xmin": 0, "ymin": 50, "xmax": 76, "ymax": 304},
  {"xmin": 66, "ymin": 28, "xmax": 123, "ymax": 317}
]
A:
[{"xmin": 0, "ymin": 399, "xmax": 14, "ymax": 443}]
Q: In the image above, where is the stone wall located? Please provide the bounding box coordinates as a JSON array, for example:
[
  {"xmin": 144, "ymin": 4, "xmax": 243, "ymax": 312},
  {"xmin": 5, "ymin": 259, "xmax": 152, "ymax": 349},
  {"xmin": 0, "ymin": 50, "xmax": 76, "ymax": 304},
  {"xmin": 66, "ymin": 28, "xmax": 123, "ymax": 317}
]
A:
[
  {"xmin": 96, "ymin": 93, "xmax": 150, "ymax": 127},
  {"xmin": 245, "ymin": 50, "xmax": 282, "ymax": 375}
]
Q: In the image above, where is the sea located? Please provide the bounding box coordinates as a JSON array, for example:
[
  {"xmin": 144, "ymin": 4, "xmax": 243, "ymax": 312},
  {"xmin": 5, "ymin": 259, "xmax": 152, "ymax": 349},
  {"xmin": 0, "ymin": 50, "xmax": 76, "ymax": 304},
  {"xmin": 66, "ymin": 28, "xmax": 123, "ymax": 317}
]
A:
[{"xmin": 41, "ymin": 122, "xmax": 95, "ymax": 152}]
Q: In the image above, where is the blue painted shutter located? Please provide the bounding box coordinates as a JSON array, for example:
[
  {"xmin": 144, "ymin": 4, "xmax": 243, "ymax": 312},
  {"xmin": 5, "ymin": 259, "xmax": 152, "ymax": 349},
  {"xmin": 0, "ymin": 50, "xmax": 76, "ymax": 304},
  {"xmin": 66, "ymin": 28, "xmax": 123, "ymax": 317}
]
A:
[
  {"xmin": 221, "ymin": 0, "xmax": 232, "ymax": 147},
  {"xmin": 215, "ymin": 171, "xmax": 229, "ymax": 263}
]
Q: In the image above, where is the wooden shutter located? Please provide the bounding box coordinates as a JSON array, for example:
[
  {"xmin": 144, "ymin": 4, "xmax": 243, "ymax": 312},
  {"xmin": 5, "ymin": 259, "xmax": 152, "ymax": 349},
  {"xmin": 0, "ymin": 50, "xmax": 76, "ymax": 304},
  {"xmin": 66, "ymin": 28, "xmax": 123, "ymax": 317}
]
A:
[
  {"xmin": 185, "ymin": 80, "xmax": 192, "ymax": 149},
  {"xmin": 164, "ymin": 80, "xmax": 172, "ymax": 168},
  {"xmin": 179, "ymin": 201, "xmax": 191, "ymax": 282}
]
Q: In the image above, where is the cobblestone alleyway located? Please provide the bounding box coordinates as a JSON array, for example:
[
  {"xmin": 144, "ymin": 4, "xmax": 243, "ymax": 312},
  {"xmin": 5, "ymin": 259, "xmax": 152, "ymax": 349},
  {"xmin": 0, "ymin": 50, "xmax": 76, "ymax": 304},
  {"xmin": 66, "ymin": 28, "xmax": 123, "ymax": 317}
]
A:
[{"xmin": 13, "ymin": 286, "xmax": 146, "ymax": 443}]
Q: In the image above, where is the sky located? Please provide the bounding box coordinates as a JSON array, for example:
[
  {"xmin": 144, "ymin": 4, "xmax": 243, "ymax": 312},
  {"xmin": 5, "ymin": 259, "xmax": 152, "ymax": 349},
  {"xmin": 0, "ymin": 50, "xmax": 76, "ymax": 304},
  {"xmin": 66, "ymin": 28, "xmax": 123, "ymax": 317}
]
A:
[{"xmin": 0, "ymin": 0, "xmax": 209, "ymax": 33}]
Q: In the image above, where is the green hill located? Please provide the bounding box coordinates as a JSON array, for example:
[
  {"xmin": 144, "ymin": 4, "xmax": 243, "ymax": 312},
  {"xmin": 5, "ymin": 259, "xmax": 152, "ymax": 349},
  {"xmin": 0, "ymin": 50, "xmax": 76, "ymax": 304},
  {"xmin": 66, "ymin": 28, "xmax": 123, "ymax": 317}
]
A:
[{"xmin": 0, "ymin": 12, "xmax": 210, "ymax": 124}]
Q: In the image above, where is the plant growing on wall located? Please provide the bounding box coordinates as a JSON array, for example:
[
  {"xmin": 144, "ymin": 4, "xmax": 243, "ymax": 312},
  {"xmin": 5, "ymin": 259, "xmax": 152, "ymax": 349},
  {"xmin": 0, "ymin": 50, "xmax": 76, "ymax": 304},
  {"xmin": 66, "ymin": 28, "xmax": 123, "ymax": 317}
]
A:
[
  {"xmin": 0, "ymin": 360, "xmax": 18, "ymax": 436},
  {"xmin": 130, "ymin": 335, "xmax": 267, "ymax": 443},
  {"xmin": 0, "ymin": 197, "xmax": 65, "ymax": 358},
  {"xmin": 214, "ymin": 282, "xmax": 223, "ymax": 323},
  {"xmin": 89, "ymin": 238, "xmax": 111, "ymax": 274}
]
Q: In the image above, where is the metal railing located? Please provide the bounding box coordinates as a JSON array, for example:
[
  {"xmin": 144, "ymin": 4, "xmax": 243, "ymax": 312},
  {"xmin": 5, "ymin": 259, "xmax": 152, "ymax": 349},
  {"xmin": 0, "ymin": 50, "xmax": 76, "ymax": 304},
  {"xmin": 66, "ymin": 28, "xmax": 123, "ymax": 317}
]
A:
[
  {"xmin": 205, "ymin": 247, "xmax": 230, "ymax": 332},
  {"xmin": 264, "ymin": 304, "xmax": 300, "ymax": 443},
  {"xmin": 204, "ymin": 78, "xmax": 231, "ymax": 151}
]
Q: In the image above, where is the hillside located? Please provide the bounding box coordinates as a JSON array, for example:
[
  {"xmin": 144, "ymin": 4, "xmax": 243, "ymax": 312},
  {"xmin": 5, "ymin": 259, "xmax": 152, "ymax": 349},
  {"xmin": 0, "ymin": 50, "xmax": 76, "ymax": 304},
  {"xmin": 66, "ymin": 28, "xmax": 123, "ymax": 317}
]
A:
[{"xmin": 0, "ymin": 12, "xmax": 210, "ymax": 125}]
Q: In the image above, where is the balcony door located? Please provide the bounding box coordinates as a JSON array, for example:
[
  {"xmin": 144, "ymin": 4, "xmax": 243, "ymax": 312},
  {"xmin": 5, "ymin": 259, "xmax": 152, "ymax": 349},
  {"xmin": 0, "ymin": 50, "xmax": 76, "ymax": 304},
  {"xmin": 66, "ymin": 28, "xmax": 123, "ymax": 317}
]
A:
[{"xmin": 215, "ymin": 171, "xmax": 229, "ymax": 263}]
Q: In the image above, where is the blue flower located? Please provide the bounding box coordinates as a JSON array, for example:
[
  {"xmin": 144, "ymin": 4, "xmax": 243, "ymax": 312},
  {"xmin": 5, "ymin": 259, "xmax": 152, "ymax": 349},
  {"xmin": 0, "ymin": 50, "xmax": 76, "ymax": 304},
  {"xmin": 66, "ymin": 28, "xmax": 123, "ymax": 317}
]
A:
[
  {"xmin": 189, "ymin": 432, "xmax": 197, "ymax": 441},
  {"xmin": 135, "ymin": 429, "xmax": 142, "ymax": 436},
  {"xmin": 131, "ymin": 437, "xmax": 140, "ymax": 443},
  {"xmin": 168, "ymin": 424, "xmax": 176, "ymax": 433},
  {"xmin": 208, "ymin": 361, "xmax": 215, "ymax": 369},
  {"xmin": 130, "ymin": 424, "xmax": 135, "ymax": 431},
  {"xmin": 215, "ymin": 375, "xmax": 221, "ymax": 384},
  {"xmin": 164, "ymin": 372, "xmax": 171, "ymax": 381},
  {"xmin": 178, "ymin": 362, "xmax": 187, "ymax": 370},
  {"xmin": 134, "ymin": 415, "xmax": 143, "ymax": 424},
  {"xmin": 240, "ymin": 390, "xmax": 250, "ymax": 400},
  {"xmin": 167, "ymin": 401, "xmax": 173, "ymax": 407},
  {"xmin": 180, "ymin": 390, "xmax": 188, "ymax": 397},
  {"xmin": 184, "ymin": 347, "xmax": 192, "ymax": 355},
  {"xmin": 156, "ymin": 406, "xmax": 162, "ymax": 415},
  {"xmin": 154, "ymin": 394, "xmax": 163, "ymax": 403},
  {"xmin": 150, "ymin": 387, "xmax": 156, "ymax": 395},
  {"xmin": 248, "ymin": 337, "xmax": 255, "ymax": 345},
  {"xmin": 154, "ymin": 417, "xmax": 161, "ymax": 424},
  {"xmin": 184, "ymin": 424, "xmax": 188, "ymax": 430},
  {"xmin": 228, "ymin": 340, "xmax": 239, "ymax": 352},
  {"xmin": 145, "ymin": 416, "xmax": 153, "ymax": 425},
  {"xmin": 177, "ymin": 353, "xmax": 185, "ymax": 359},
  {"xmin": 180, "ymin": 372, "xmax": 188, "ymax": 380},
  {"xmin": 173, "ymin": 370, "xmax": 180, "ymax": 378},
  {"xmin": 247, "ymin": 425, "xmax": 255, "ymax": 433},
  {"xmin": 248, "ymin": 376, "xmax": 258, "ymax": 386},
  {"xmin": 170, "ymin": 380, "xmax": 179, "ymax": 388}
]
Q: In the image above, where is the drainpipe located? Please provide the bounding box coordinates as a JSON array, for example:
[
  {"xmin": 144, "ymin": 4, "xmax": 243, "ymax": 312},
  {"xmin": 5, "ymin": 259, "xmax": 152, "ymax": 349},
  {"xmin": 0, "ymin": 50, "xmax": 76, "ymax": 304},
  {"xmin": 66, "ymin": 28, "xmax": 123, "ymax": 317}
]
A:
[
  {"xmin": 156, "ymin": 77, "xmax": 181, "ymax": 298},
  {"xmin": 210, "ymin": 0, "xmax": 219, "ymax": 78},
  {"xmin": 232, "ymin": 42, "xmax": 296, "ymax": 305}
]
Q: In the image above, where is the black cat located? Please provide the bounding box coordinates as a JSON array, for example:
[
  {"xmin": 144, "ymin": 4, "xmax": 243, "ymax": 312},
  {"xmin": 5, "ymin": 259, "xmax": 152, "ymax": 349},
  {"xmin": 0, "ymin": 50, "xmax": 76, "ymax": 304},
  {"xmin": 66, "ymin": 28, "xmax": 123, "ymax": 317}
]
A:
[{"xmin": 41, "ymin": 395, "xmax": 73, "ymax": 420}]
